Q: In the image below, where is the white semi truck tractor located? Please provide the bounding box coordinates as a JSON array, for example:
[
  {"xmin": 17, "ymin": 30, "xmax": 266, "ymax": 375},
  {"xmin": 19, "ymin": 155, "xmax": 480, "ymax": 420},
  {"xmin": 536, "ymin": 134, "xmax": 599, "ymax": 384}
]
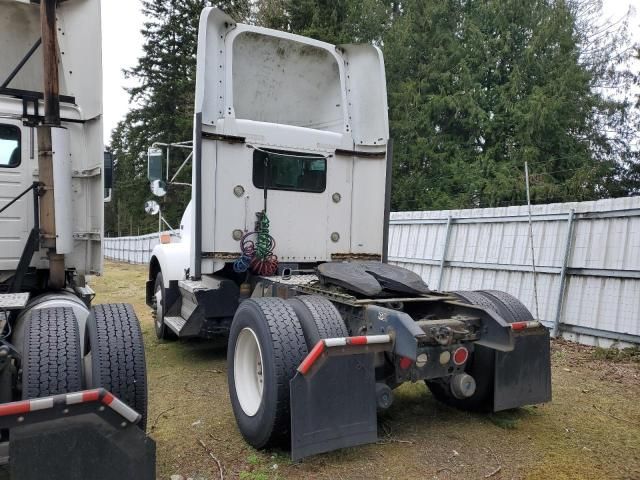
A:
[
  {"xmin": 0, "ymin": 1, "xmax": 154, "ymax": 478},
  {"xmin": 147, "ymin": 8, "xmax": 551, "ymax": 460}
]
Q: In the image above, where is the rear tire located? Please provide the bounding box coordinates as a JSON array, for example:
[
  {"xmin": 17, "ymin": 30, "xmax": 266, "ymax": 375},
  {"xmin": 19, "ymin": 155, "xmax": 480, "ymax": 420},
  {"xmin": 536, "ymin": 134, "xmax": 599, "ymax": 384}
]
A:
[
  {"xmin": 476, "ymin": 290, "xmax": 534, "ymax": 322},
  {"xmin": 426, "ymin": 290, "xmax": 529, "ymax": 412},
  {"xmin": 227, "ymin": 298, "xmax": 307, "ymax": 448},
  {"xmin": 87, "ymin": 303, "xmax": 148, "ymax": 429},
  {"xmin": 21, "ymin": 307, "xmax": 83, "ymax": 399},
  {"xmin": 288, "ymin": 295, "xmax": 348, "ymax": 348}
]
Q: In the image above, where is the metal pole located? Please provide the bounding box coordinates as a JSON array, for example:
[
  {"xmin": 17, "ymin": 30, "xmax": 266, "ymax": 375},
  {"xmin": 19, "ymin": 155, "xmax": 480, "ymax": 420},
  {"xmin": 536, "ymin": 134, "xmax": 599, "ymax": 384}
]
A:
[
  {"xmin": 525, "ymin": 162, "xmax": 540, "ymax": 320},
  {"xmin": 553, "ymin": 209, "xmax": 575, "ymax": 337},
  {"xmin": 193, "ymin": 112, "xmax": 203, "ymax": 279},
  {"xmin": 437, "ymin": 216, "xmax": 452, "ymax": 290},
  {"xmin": 381, "ymin": 139, "xmax": 393, "ymax": 263}
]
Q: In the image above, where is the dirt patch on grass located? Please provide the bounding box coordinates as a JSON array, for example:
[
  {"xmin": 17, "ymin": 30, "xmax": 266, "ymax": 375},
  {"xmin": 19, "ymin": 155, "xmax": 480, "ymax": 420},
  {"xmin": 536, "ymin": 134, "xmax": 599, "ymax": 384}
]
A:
[{"xmin": 91, "ymin": 261, "xmax": 640, "ymax": 480}]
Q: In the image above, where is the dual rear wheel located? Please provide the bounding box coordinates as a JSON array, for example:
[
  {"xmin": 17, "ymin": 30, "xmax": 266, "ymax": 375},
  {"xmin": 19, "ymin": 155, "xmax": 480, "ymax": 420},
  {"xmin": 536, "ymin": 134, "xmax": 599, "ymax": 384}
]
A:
[
  {"xmin": 227, "ymin": 296, "xmax": 345, "ymax": 449},
  {"xmin": 426, "ymin": 290, "xmax": 534, "ymax": 412},
  {"xmin": 20, "ymin": 303, "xmax": 149, "ymax": 429}
]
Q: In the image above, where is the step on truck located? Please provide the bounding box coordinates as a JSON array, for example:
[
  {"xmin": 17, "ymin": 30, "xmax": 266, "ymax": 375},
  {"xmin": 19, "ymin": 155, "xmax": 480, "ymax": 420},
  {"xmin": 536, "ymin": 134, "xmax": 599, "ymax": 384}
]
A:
[
  {"xmin": 146, "ymin": 8, "xmax": 552, "ymax": 461},
  {"xmin": 0, "ymin": 1, "xmax": 154, "ymax": 478}
]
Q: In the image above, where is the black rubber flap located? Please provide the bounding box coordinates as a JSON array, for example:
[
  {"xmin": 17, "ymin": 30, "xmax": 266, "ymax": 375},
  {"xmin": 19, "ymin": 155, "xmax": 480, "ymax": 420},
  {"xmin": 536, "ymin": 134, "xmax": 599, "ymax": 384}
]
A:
[
  {"xmin": 493, "ymin": 329, "xmax": 552, "ymax": 411},
  {"xmin": 290, "ymin": 354, "xmax": 378, "ymax": 461},
  {"xmin": 317, "ymin": 262, "xmax": 429, "ymax": 296},
  {"xmin": 10, "ymin": 414, "xmax": 156, "ymax": 480}
]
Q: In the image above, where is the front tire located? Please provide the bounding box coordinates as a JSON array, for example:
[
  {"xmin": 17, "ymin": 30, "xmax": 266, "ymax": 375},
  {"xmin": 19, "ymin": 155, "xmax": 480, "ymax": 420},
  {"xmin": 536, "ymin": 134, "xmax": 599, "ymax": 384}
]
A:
[
  {"xmin": 153, "ymin": 272, "xmax": 176, "ymax": 340},
  {"xmin": 227, "ymin": 298, "xmax": 307, "ymax": 449}
]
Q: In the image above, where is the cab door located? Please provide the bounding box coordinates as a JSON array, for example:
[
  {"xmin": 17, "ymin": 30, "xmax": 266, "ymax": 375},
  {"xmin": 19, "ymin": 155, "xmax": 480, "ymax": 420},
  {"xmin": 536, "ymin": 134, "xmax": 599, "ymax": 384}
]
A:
[{"xmin": 0, "ymin": 121, "xmax": 33, "ymax": 272}]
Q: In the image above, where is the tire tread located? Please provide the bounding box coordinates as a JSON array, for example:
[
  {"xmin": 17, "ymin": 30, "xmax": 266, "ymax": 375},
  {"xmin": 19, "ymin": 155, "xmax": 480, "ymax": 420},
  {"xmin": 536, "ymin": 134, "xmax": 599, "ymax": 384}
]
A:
[
  {"xmin": 22, "ymin": 307, "xmax": 82, "ymax": 399},
  {"xmin": 89, "ymin": 303, "xmax": 148, "ymax": 429}
]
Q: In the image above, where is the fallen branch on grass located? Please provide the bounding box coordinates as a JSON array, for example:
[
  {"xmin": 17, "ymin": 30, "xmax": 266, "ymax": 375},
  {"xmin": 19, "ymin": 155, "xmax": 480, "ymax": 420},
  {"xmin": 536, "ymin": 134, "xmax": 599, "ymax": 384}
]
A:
[
  {"xmin": 484, "ymin": 465, "xmax": 502, "ymax": 478},
  {"xmin": 198, "ymin": 439, "xmax": 224, "ymax": 480},
  {"xmin": 593, "ymin": 404, "xmax": 639, "ymax": 426},
  {"xmin": 150, "ymin": 406, "xmax": 177, "ymax": 431},
  {"xmin": 376, "ymin": 438, "xmax": 414, "ymax": 445},
  {"xmin": 484, "ymin": 447, "xmax": 502, "ymax": 478}
]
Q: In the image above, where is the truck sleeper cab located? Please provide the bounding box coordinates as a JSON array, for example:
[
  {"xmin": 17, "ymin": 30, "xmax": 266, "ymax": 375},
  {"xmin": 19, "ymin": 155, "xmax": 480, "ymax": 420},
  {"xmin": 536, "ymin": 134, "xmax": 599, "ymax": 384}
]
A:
[{"xmin": 147, "ymin": 8, "xmax": 551, "ymax": 460}]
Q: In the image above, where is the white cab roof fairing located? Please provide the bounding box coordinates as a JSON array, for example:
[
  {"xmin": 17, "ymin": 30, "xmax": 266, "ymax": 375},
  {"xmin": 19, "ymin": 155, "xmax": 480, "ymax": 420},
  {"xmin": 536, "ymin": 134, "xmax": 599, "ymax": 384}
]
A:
[
  {"xmin": 194, "ymin": 7, "xmax": 389, "ymax": 151},
  {"xmin": 0, "ymin": 0, "xmax": 103, "ymax": 120}
]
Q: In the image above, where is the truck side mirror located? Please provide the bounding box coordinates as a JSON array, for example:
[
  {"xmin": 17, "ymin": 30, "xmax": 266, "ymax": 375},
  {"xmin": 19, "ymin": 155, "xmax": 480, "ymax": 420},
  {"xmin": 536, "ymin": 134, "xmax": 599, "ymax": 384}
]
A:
[
  {"xmin": 144, "ymin": 200, "xmax": 160, "ymax": 215},
  {"xmin": 148, "ymin": 147, "xmax": 163, "ymax": 182},
  {"xmin": 104, "ymin": 151, "xmax": 114, "ymax": 189},
  {"xmin": 150, "ymin": 179, "xmax": 167, "ymax": 197}
]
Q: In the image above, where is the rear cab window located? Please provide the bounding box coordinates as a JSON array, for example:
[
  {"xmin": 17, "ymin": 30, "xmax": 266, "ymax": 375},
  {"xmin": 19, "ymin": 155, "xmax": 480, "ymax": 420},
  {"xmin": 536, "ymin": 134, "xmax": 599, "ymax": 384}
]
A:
[
  {"xmin": 252, "ymin": 149, "xmax": 327, "ymax": 193},
  {"xmin": 0, "ymin": 124, "xmax": 20, "ymax": 168}
]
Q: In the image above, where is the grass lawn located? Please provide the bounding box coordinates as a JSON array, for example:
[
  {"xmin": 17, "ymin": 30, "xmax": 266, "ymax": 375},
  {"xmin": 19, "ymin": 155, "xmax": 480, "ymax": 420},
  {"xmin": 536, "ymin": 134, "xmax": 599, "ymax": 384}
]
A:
[{"xmin": 91, "ymin": 261, "xmax": 640, "ymax": 480}]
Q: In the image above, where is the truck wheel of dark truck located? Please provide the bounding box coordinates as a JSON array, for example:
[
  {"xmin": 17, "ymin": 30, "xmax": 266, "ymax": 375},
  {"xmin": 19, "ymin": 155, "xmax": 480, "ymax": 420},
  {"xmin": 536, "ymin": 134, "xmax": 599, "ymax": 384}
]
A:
[
  {"xmin": 22, "ymin": 307, "xmax": 83, "ymax": 398},
  {"xmin": 426, "ymin": 290, "xmax": 531, "ymax": 412},
  {"xmin": 153, "ymin": 272, "xmax": 177, "ymax": 340},
  {"xmin": 228, "ymin": 298, "xmax": 308, "ymax": 449},
  {"xmin": 288, "ymin": 295, "xmax": 348, "ymax": 348},
  {"xmin": 87, "ymin": 303, "xmax": 148, "ymax": 430}
]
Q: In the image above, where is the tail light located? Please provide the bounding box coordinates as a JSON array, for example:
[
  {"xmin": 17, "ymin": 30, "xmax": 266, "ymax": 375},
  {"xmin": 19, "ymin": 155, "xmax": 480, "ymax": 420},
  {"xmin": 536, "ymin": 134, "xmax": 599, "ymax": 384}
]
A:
[
  {"xmin": 453, "ymin": 347, "xmax": 469, "ymax": 366},
  {"xmin": 399, "ymin": 356, "xmax": 413, "ymax": 370}
]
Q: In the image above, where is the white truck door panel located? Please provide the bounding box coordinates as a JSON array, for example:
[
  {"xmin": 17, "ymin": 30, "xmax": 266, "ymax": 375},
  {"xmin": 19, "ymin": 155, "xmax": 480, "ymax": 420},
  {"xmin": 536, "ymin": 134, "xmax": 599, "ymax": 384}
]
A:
[{"xmin": 0, "ymin": 121, "xmax": 32, "ymax": 272}]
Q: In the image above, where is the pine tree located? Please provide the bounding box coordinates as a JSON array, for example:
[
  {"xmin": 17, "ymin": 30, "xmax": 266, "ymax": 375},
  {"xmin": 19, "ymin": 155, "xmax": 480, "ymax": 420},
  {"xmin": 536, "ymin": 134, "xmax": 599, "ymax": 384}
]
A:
[
  {"xmin": 106, "ymin": 0, "xmax": 251, "ymax": 234},
  {"xmin": 385, "ymin": 0, "xmax": 638, "ymax": 210}
]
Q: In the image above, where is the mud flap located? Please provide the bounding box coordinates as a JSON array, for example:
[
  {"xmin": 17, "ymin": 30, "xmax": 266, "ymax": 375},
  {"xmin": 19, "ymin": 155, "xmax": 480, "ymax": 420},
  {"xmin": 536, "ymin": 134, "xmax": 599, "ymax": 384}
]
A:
[
  {"xmin": 493, "ymin": 329, "xmax": 552, "ymax": 411},
  {"xmin": 290, "ymin": 354, "xmax": 377, "ymax": 461},
  {"xmin": 10, "ymin": 414, "xmax": 156, "ymax": 480}
]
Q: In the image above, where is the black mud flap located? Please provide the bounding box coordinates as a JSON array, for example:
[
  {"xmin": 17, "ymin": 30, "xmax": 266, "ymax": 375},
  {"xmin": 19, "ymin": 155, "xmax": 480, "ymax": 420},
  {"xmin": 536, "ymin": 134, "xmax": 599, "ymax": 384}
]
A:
[
  {"xmin": 290, "ymin": 354, "xmax": 377, "ymax": 461},
  {"xmin": 493, "ymin": 329, "xmax": 552, "ymax": 411},
  {"xmin": 10, "ymin": 414, "xmax": 156, "ymax": 480}
]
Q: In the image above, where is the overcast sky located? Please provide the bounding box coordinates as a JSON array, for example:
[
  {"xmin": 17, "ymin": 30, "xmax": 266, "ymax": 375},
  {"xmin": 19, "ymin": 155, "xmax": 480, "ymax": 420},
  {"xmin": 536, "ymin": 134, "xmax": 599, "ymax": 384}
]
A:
[{"xmin": 100, "ymin": 0, "xmax": 639, "ymax": 145}]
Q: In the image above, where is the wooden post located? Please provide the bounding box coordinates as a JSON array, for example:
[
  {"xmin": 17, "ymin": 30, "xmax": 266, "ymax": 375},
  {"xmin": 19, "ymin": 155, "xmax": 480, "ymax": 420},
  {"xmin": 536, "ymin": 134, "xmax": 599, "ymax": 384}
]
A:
[
  {"xmin": 41, "ymin": 0, "xmax": 60, "ymax": 126},
  {"xmin": 39, "ymin": 0, "xmax": 64, "ymax": 289}
]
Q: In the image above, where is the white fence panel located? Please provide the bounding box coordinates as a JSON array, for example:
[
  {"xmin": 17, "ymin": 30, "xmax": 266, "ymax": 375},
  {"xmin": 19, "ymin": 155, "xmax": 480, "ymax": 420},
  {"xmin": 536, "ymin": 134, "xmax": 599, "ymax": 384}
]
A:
[
  {"xmin": 104, "ymin": 232, "xmax": 180, "ymax": 265},
  {"xmin": 389, "ymin": 196, "xmax": 640, "ymax": 347},
  {"xmin": 104, "ymin": 197, "xmax": 640, "ymax": 346}
]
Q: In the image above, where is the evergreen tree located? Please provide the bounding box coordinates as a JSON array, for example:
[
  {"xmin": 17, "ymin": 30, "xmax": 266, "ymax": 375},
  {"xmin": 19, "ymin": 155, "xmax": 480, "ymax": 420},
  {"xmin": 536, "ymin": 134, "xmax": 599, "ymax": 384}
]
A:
[
  {"xmin": 385, "ymin": 0, "xmax": 638, "ymax": 210},
  {"xmin": 107, "ymin": 0, "xmax": 638, "ymax": 233},
  {"xmin": 106, "ymin": 0, "xmax": 250, "ymax": 234}
]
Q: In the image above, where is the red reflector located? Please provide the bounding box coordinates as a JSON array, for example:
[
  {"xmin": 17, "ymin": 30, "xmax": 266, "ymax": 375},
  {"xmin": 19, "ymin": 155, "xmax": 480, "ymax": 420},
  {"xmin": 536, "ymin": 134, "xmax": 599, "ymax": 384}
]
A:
[
  {"xmin": 511, "ymin": 321, "xmax": 528, "ymax": 331},
  {"xmin": 0, "ymin": 400, "xmax": 30, "ymax": 417},
  {"xmin": 102, "ymin": 392, "xmax": 115, "ymax": 406},
  {"xmin": 347, "ymin": 336, "xmax": 368, "ymax": 346},
  {"xmin": 82, "ymin": 390, "xmax": 101, "ymax": 402},
  {"xmin": 399, "ymin": 357, "xmax": 413, "ymax": 370},
  {"xmin": 297, "ymin": 341, "xmax": 326, "ymax": 376},
  {"xmin": 453, "ymin": 347, "xmax": 469, "ymax": 366}
]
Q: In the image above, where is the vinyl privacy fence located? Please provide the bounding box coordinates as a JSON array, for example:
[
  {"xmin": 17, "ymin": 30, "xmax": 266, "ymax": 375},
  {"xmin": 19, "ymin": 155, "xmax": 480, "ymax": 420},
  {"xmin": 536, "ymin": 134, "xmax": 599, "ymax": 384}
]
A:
[
  {"xmin": 103, "ymin": 232, "xmax": 180, "ymax": 265},
  {"xmin": 105, "ymin": 196, "xmax": 640, "ymax": 346}
]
